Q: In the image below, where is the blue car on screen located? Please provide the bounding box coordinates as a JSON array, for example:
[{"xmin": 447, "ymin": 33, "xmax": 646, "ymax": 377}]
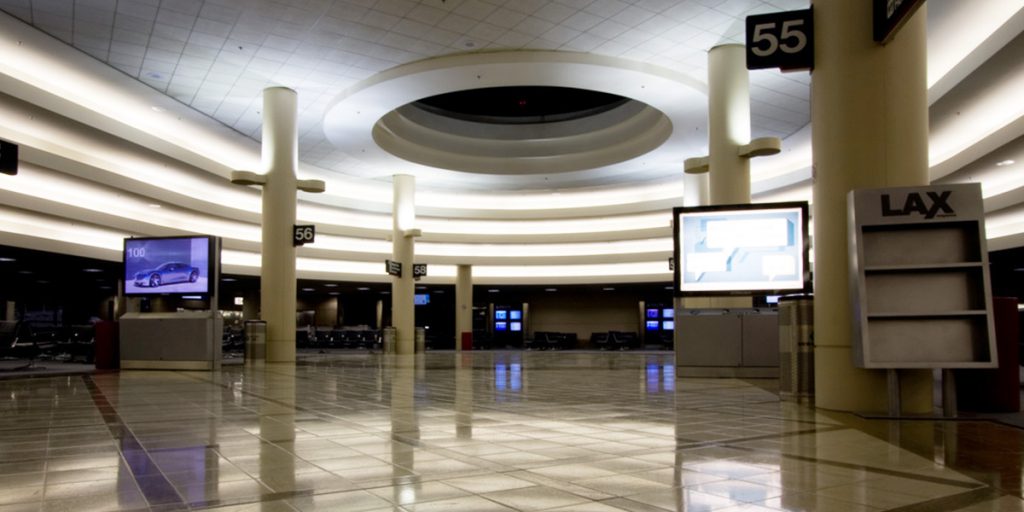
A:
[{"xmin": 133, "ymin": 262, "xmax": 200, "ymax": 288}]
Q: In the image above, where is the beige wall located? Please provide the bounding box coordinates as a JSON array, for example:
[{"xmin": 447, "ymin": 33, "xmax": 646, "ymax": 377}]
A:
[{"xmin": 527, "ymin": 291, "xmax": 641, "ymax": 346}]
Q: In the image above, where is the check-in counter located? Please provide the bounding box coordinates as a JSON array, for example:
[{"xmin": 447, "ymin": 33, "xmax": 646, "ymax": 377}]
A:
[{"xmin": 675, "ymin": 308, "xmax": 778, "ymax": 377}]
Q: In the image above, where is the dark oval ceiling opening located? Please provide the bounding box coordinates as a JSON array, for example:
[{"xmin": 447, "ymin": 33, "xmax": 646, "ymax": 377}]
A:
[{"xmin": 412, "ymin": 86, "xmax": 629, "ymax": 125}]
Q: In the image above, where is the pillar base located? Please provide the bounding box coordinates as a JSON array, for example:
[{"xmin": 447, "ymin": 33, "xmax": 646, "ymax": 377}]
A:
[{"xmin": 814, "ymin": 346, "xmax": 931, "ymax": 414}]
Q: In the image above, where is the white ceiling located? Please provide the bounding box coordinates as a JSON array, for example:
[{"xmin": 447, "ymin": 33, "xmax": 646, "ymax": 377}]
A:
[{"xmin": 0, "ymin": 0, "xmax": 1022, "ymax": 284}]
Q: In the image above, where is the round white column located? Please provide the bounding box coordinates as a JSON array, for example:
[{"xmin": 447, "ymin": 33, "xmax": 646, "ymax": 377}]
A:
[
  {"xmin": 455, "ymin": 264, "xmax": 473, "ymax": 351},
  {"xmin": 392, "ymin": 174, "xmax": 416, "ymax": 355},
  {"xmin": 812, "ymin": 2, "xmax": 930, "ymax": 413},
  {"xmin": 260, "ymin": 86, "xmax": 299, "ymax": 363},
  {"xmin": 683, "ymin": 172, "xmax": 709, "ymax": 207},
  {"xmin": 708, "ymin": 44, "xmax": 751, "ymax": 205}
]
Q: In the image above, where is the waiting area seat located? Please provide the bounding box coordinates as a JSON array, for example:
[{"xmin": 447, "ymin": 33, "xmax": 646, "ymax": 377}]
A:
[
  {"xmin": 526, "ymin": 331, "xmax": 577, "ymax": 350},
  {"xmin": 591, "ymin": 331, "xmax": 639, "ymax": 350}
]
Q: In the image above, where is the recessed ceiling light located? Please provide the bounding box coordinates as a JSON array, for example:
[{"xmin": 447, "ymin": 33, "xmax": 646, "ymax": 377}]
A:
[
  {"xmin": 301, "ymin": 287, "xmax": 315, "ymax": 291},
  {"xmin": 416, "ymin": 286, "xmax": 427, "ymax": 290},
  {"xmin": 324, "ymin": 283, "xmax": 338, "ymax": 287},
  {"xmin": 0, "ymin": 257, "xmax": 15, "ymax": 262},
  {"xmin": 222, "ymin": 277, "xmax": 237, "ymax": 282},
  {"xmin": 488, "ymin": 289, "xmax": 500, "ymax": 293},
  {"xmin": 328, "ymin": 292, "xmax": 340, "ymax": 296},
  {"xmin": 18, "ymin": 270, "xmax": 32, "ymax": 274},
  {"xmin": 996, "ymin": 159, "xmax": 1015, "ymax": 167},
  {"xmin": 545, "ymin": 288, "xmax": 557, "ymax": 292},
  {"xmin": 664, "ymin": 286, "xmax": 673, "ymax": 290},
  {"xmin": 380, "ymin": 291, "xmax": 390, "ymax": 294},
  {"xmin": 357, "ymin": 287, "xmax": 370, "ymax": 291},
  {"xmin": 82, "ymin": 268, "xmax": 103, "ymax": 273},
  {"xmin": 602, "ymin": 287, "xmax": 615, "ymax": 291}
]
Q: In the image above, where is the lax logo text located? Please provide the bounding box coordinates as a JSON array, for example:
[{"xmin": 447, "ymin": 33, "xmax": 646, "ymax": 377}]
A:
[{"xmin": 881, "ymin": 191, "xmax": 955, "ymax": 219}]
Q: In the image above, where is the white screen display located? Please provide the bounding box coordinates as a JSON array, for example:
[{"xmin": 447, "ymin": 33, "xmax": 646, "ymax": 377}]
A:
[{"xmin": 675, "ymin": 203, "xmax": 808, "ymax": 295}]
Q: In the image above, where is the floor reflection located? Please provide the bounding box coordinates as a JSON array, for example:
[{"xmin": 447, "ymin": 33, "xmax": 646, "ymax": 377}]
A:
[{"xmin": 0, "ymin": 351, "xmax": 1020, "ymax": 511}]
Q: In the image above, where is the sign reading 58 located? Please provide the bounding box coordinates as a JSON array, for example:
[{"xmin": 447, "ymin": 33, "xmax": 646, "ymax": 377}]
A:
[{"xmin": 746, "ymin": 8, "xmax": 814, "ymax": 71}]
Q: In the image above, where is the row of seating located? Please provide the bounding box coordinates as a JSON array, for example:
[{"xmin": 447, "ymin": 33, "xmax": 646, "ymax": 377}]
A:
[
  {"xmin": 297, "ymin": 327, "xmax": 380, "ymax": 349},
  {"xmin": 590, "ymin": 331, "xmax": 640, "ymax": 350},
  {"xmin": 525, "ymin": 331, "xmax": 578, "ymax": 350}
]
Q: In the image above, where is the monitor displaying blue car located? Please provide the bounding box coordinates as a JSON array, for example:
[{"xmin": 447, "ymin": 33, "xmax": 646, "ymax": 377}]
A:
[{"xmin": 124, "ymin": 236, "xmax": 212, "ymax": 295}]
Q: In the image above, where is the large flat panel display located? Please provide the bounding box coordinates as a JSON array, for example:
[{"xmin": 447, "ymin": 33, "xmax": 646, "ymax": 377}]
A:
[
  {"xmin": 124, "ymin": 236, "xmax": 214, "ymax": 296},
  {"xmin": 673, "ymin": 202, "xmax": 810, "ymax": 296}
]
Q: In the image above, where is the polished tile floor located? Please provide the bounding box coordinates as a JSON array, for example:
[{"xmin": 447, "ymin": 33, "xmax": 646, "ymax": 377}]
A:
[{"xmin": 1, "ymin": 351, "xmax": 1023, "ymax": 511}]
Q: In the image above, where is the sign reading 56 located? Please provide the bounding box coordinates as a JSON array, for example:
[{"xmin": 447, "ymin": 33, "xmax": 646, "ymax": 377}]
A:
[
  {"xmin": 746, "ymin": 8, "xmax": 813, "ymax": 71},
  {"xmin": 293, "ymin": 224, "xmax": 315, "ymax": 246}
]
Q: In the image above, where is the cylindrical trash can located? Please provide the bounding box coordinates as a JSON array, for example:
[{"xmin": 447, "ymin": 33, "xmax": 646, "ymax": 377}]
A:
[
  {"xmin": 382, "ymin": 326, "xmax": 397, "ymax": 354},
  {"xmin": 244, "ymin": 320, "xmax": 266, "ymax": 363},
  {"xmin": 778, "ymin": 294, "xmax": 813, "ymax": 402},
  {"xmin": 415, "ymin": 327, "xmax": 426, "ymax": 353}
]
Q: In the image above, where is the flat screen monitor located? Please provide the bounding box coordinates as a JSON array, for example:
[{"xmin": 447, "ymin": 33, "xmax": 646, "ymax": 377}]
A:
[
  {"xmin": 124, "ymin": 236, "xmax": 215, "ymax": 296},
  {"xmin": 765, "ymin": 295, "xmax": 781, "ymax": 304},
  {"xmin": 495, "ymin": 310, "xmax": 507, "ymax": 320},
  {"xmin": 646, "ymin": 308, "xmax": 659, "ymax": 319},
  {"xmin": 662, "ymin": 308, "xmax": 673, "ymax": 318},
  {"xmin": 645, "ymin": 320, "xmax": 660, "ymax": 330},
  {"xmin": 509, "ymin": 310, "xmax": 522, "ymax": 320},
  {"xmin": 495, "ymin": 321, "xmax": 508, "ymax": 331},
  {"xmin": 509, "ymin": 321, "xmax": 522, "ymax": 332},
  {"xmin": 673, "ymin": 202, "xmax": 810, "ymax": 296},
  {"xmin": 663, "ymin": 320, "xmax": 675, "ymax": 330},
  {"xmin": 414, "ymin": 293, "xmax": 430, "ymax": 305}
]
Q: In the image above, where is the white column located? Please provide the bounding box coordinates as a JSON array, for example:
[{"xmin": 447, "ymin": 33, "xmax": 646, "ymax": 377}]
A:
[
  {"xmin": 392, "ymin": 174, "xmax": 416, "ymax": 355},
  {"xmin": 708, "ymin": 44, "xmax": 752, "ymax": 205},
  {"xmin": 812, "ymin": 2, "xmax": 930, "ymax": 413},
  {"xmin": 260, "ymin": 87, "xmax": 299, "ymax": 363},
  {"xmin": 683, "ymin": 172, "xmax": 709, "ymax": 207},
  {"xmin": 455, "ymin": 264, "xmax": 473, "ymax": 351}
]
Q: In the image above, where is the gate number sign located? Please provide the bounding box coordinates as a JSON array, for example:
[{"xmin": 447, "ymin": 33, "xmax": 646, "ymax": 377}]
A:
[
  {"xmin": 746, "ymin": 8, "xmax": 813, "ymax": 71},
  {"xmin": 293, "ymin": 225, "xmax": 315, "ymax": 246}
]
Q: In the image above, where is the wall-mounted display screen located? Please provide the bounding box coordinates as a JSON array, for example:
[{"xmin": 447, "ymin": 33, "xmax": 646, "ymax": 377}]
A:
[
  {"xmin": 509, "ymin": 310, "xmax": 522, "ymax": 320},
  {"xmin": 663, "ymin": 320, "xmax": 675, "ymax": 330},
  {"xmin": 495, "ymin": 321, "xmax": 508, "ymax": 331},
  {"xmin": 765, "ymin": 295, "xmax": 781, "ymax": 304},
  {"xmin": 673, "ymin": 202, "xmax": 810, "ymax": 296},
  {"xmin": 510, "ymin": 321, "xmax": 522, "ymax": 332},
  {"xmin": 124, "ymin": 236, "xmax": 214, "ymax": 296},
  {"xmin": 645, "ymin": 320, "xmax": 660, "ymax": 330},
  {"xmin": 414, "ymin": 293, "xmax": 430, "ymax": 305},
  {"xmin": 646, "ymin": 308, "xmax": 659, "ymax": 319},
  {"xmin": 662, "ymin": 308, "xmax": 673, "ymax": 318},
  {"xmin": 495, "ymin": 310, "xmax": 507, "ymax": 320}
]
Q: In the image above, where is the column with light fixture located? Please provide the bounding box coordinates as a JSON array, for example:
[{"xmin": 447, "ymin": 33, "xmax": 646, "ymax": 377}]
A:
[
  {"xmin": 812, "ymin": 2, "xmax": 931, "ymax": 413},
  {"xmin": 683, "ymin": 43, "xmax": 782, "ymax": 204},
  {"xmin": 682, "ymin": 44, "xmax": 780, "ymax": 310},
  {"xmin": 392, "ymin": 174, "xmax": 419, "ymax": 355},
  {"xmin": 455, "ymin": 264, "xmax": 472, "ymax": 351},
  {"xmin": 230, "ymin": 87, "xmax": 325, "ymax": 363}
]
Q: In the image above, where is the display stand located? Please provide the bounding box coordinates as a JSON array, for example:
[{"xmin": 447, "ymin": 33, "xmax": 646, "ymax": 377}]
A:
[
  {"xmin": 119, "ymin": 237, "xmax": 222, "ymax": 370},
  {"xmin": 849, "ymin": 184, "xmax": 996, "ymax": 416}
]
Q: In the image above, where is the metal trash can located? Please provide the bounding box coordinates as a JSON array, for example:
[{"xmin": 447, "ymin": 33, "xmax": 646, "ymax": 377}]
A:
[
  {"xmin": 415, "ymin": 327, "xmax": 426, "ymax": 353},
  {"xmin": 778, "ymin": 295, "xmax": 813, "ymax": 402},
  {"xmin": 244, "ymin": 320, "xmax": 266, "ymax": 363},
  {"xmin": 382, "ymin": 326, "xmax": 397, "ymax": 354}
]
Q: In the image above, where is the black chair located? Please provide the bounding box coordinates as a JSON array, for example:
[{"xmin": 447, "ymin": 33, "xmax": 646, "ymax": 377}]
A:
[{"xmin": 590, "ymin": 332, "xmax": 610, "ymax": 350}]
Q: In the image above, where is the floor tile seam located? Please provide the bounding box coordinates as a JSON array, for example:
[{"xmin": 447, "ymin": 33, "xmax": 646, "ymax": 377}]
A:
[
  {"xmin": 79, "ymin": 374, "xmax": 189, "ymax": 509},
  {"xmin": 672, "ymin": 424, "xmax": 852, "ymax": 452},
  {"xmin": 173, "ymin": 371, "xmax": 388, "ymax": 439},
  {"xmin": 730, "ymin": 446, "xmax": 986, "ymax": 490},
  {"xmin": 879, "ymin": 486, "xmax": 1006, "ymax": 512},
  {"xmin": 184, "ymin": 487, "xmax": 316, "ymax": 510}
]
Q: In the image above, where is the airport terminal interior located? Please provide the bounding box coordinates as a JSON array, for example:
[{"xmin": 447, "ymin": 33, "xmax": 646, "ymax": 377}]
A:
[{"xmin": 4, "ymin": 0, "xmax": 1024, "ymax": 510}]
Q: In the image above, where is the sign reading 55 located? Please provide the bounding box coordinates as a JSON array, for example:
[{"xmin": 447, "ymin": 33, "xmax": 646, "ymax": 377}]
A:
[{"xmin": 746, "ymin": 8, "xmax": 813, "ymax": 71}]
